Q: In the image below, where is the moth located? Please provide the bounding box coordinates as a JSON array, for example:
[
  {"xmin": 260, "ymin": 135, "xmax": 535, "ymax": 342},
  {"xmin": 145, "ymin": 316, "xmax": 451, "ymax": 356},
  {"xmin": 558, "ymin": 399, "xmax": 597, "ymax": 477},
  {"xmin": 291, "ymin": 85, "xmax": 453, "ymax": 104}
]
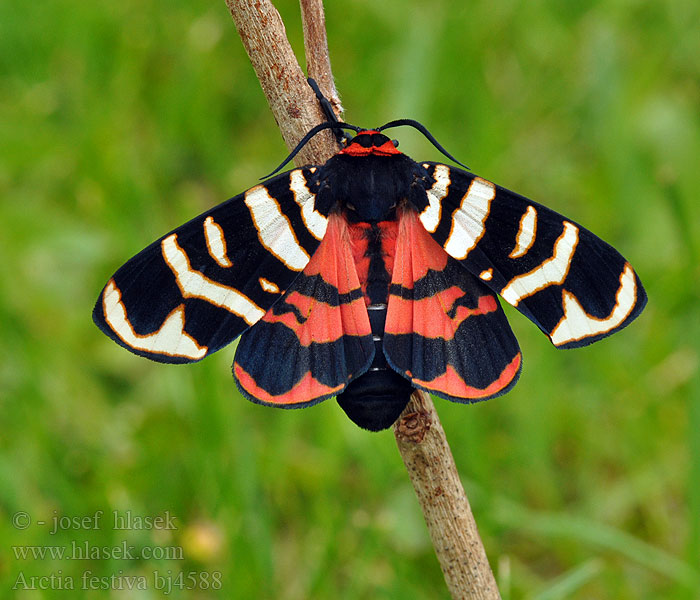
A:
[{"xmin": 94, "ymin": 117, "xmax": 646, "ymax": 431}]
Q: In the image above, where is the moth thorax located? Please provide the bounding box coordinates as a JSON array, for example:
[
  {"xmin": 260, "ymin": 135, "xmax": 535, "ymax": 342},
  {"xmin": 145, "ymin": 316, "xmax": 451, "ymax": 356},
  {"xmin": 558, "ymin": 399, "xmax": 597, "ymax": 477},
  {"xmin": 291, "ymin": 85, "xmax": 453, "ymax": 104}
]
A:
[{"xmin": 328, "ymin": 154, "xmax": 414, "ymax": 222}]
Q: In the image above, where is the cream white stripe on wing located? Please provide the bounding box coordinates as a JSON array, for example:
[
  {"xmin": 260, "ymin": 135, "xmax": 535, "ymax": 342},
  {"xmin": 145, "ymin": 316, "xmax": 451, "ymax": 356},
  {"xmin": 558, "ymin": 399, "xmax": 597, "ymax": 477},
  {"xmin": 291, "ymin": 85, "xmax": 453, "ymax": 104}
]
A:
[
  {"xmin": 289, "ymin": 170, "xmax": 327, "ymax": 241},
  {"xmin": 259, "ymin": 277, "xmax": 280, "ymax": 294},
  {"xmin": 161, "ymin": 234, "xmax": 265, "ymax": 325},
  {"xmin": 443, "ymin": 177, "xmax": 496, "ymax": 260},
  {"xmin": 102, "ymin": 280, "xmax": 207, "ymax": 360},
  {"xmin": 244, "ymin": 184, "xmax": 310, "ymax": 271},
  {"xmin": 500, "ymin": 221, "xmax": 579, "ymax": 307},
  {"xmin": 419, "ymin": 164, "xmax": 450, "ymax": 233},
  {"xmin": 203, "ymin": 216, "xmax": 233, "ymax": 267},
  {"xmin": 550, "ymin": 264, "xmax": 638, "ymax": 346},
  {"xmin": 509, "ymin": 205, "xmax": 537, "ymax": 258}
]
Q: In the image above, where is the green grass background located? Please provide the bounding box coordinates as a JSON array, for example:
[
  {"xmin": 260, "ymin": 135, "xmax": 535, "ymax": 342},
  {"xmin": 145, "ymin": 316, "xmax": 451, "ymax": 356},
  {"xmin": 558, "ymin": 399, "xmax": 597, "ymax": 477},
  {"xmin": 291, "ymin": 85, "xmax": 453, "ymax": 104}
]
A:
[{"xmin": 1, "ymin": 0, "xmax": 699, "ymax": 598}]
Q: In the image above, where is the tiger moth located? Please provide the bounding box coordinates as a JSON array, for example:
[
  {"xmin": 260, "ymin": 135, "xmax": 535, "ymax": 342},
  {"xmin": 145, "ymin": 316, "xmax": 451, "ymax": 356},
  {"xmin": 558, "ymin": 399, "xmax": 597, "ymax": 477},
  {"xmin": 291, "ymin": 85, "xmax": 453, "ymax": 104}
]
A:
[{"xmin": 94, "ymin": 113, "xmax": 646, "ymax": 430}]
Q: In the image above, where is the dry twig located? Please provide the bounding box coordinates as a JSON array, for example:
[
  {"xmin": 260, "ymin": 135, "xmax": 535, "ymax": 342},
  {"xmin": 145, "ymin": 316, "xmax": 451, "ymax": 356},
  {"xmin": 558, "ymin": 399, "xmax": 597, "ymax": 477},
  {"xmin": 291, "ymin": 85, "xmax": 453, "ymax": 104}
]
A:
[
  {"xmin": 224, "ymin": 1, "xmax": 500, "ymax": 597},
  {"xmin": 224, "ymin": 0, "xmax": 337, "ymax": 165},
  {"xmin": 299, "ymin": 0, "xmax": 342, "ymax": 118},
  {"xmin": 395, "ymin": 391, "xmax": 501, "ymax": 599}
]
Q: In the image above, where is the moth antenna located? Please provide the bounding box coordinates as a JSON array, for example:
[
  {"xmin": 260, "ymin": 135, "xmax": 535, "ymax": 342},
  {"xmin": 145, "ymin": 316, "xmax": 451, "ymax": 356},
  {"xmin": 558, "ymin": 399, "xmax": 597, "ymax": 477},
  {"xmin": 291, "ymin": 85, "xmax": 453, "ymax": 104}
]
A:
[
  {"xmin": 378, "ymin": 119, "xmax": 470, "ymax": 170},
  {"xmin": 260, "ymin": 121, "xmax": 362, "ymax": 179}
]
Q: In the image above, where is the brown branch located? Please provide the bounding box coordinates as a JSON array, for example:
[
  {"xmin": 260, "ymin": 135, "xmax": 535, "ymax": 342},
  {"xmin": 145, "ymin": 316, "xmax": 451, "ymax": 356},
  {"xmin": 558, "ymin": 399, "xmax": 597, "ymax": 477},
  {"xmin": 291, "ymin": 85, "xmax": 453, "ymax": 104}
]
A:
[
  {"xmin": 224, "ymin": 2, "xmax": 499, "ymax": 598},
  {"xmin": 299, "ymin": 0, "xmax": 343, "ymax": 119},
  {"xmin": 395, "ymin": 391, "xmax": 501, "ymax": 599},
  {"xmin": 224, "ymin": 0, "xmax": 337, "ymax": 166}
]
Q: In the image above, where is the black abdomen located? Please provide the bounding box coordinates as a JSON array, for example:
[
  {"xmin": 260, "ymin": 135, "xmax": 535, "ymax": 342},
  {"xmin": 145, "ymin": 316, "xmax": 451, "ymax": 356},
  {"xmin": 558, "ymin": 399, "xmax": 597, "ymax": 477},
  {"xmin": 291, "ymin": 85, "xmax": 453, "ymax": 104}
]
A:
[
  {"xmin": 336, "ymin": 221, "xmax": 414, "ymax": 431},
  {"xmin": 336, "ymin": 303, "xmax": 414, "ymax": 431}
]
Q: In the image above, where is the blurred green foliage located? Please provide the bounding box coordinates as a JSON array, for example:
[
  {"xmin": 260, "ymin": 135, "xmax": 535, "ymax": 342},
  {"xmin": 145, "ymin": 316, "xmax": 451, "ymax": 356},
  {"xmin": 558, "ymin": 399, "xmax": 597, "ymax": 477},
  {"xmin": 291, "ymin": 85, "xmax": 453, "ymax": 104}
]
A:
[{"xmin": 1, "ymin": 0, "xmax": 699, "ymax": 598}]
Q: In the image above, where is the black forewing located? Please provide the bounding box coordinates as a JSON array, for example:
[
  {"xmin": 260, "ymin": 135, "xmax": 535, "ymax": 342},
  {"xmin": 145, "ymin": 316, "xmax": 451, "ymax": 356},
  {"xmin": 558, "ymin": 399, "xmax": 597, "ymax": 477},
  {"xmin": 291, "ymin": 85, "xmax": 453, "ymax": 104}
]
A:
[
  {"xmin": 93, "ymin": 168, "xmax": 327, "ymax": 363},
  {"xmin": 416, "ymin": 163, "xmax": 646, "ymax": 348}
]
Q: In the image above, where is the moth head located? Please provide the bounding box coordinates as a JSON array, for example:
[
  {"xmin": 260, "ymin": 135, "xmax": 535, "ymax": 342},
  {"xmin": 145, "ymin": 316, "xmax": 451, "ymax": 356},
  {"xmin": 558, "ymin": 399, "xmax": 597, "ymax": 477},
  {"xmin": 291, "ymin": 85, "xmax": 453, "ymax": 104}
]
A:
[{"xmin": 339, "ymin": 130, "xmax": 402, "ymax": 158}]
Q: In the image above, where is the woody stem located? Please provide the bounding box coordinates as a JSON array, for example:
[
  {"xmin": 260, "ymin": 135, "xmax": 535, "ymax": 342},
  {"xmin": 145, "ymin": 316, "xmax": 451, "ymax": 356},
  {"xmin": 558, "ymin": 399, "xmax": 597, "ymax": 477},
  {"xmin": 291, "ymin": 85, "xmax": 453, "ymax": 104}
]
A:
[{"xmin": 224, "ymin": 1, "xmax": 500, "ymax": 597}]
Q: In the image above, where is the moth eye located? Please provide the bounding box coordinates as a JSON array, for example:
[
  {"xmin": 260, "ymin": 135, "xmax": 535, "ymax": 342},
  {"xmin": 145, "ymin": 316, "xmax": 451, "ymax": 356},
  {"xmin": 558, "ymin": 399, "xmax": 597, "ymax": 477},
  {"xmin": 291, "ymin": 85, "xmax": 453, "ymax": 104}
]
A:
[{"xmin": 392, "ymin": 139, "xmax": 399, "ymax": 147}]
